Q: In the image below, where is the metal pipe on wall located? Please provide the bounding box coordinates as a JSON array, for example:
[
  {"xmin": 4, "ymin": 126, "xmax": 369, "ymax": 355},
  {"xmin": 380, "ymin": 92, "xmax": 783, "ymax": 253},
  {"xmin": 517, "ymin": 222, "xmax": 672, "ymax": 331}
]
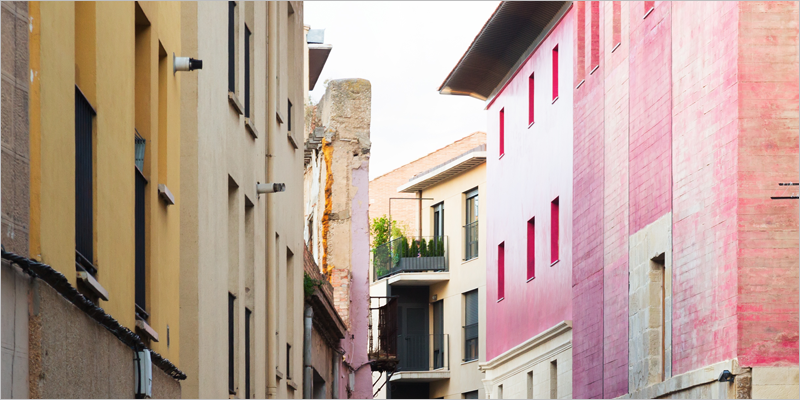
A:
[
  {"xmin": 266, "ymin": 1, "xmax": 278, "ymax": 398},
  {"xmin": 302, "ymin": 306, "xmax": 313, "ymax": 398},
  {"xmin": 332, "ymin": 349, "xmax": 341, "ymax": 399}
]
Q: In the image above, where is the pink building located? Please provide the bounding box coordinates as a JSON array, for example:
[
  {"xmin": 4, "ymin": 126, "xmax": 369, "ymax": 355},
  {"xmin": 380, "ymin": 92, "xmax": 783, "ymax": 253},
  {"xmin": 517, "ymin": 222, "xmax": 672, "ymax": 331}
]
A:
[
  {"xmin": 440, "ymin": 2, "xmax": 576, "ymax": 398},
  {"xmin": 572, "ymin": 1, "xmax": 798, "ymax": 399}
]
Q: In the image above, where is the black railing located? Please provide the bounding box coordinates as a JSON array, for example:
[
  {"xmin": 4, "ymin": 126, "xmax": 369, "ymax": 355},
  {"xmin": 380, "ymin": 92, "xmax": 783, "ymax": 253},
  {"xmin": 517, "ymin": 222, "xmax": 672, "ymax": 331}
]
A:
[
  {"xmin": 398, "ymin": 334, "xmax": 449, "ymax": 372},
  {"xmin": 372, "ymin": 236, "xmax": 448, "ymax": 282},
  {"xmin": 463, "ymin": 323, "xmax": 479, "ymax": 362},
  {"xmin": 228, "ymin": 1, "xmax": 235, "ymax": 94},
  {"xmin": 369, "ymin": 297, "xmax": 398, "ymax": 372},
  {"xmin": 464, "ymin": 221, "xmax": 479, "ymax": 261}
]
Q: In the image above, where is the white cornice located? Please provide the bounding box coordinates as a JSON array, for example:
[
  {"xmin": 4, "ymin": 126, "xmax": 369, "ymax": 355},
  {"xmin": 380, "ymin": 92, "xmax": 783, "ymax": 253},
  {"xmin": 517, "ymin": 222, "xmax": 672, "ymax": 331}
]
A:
[{"xmin": 479, "ymin": 320, "xmax": 572, "ymax": 372}]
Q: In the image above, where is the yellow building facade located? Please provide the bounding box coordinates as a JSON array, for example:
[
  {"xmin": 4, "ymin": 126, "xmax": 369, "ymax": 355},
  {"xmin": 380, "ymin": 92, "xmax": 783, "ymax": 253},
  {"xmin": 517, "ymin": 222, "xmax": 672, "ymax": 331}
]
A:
[{"xmin": 29, "ymin": 0, "xmax": 183, "ymax": 364}]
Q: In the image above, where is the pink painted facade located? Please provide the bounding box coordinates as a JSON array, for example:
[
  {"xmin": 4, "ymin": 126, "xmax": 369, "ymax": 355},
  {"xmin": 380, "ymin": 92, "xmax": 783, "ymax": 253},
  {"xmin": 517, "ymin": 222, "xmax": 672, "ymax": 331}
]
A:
[
  {"xmin": 572, "ymin": 2, "xmax": 799, "ymax": 398},
  {"xmin": 485, "ymin": 7, "xmax": 574, "ymax": 362}
]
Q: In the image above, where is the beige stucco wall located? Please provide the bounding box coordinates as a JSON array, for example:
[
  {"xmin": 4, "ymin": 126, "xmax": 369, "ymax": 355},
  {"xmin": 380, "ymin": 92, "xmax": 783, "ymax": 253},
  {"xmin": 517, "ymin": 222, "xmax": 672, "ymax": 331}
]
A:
[{"xmin": 180, "ymin": 1, "xmax": 305, "ymax": 398}]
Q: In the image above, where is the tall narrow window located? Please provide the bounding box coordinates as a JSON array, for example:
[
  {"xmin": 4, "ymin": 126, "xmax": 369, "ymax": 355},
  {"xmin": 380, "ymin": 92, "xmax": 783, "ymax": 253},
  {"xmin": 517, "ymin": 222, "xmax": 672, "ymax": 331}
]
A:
[
  {"xmin": 499, "ymin": 108, "xmax": 505, "ymax": 157},
  {"xmin": 245, "ymin": 307, "xmax": 252, "ymax": 399},
  {"xmin": 613, "ymin": 2, "xmax": 621, "ymax": 49},
  {"xmin": 551, "ymin": 197, "xmax": 560, "ymax": 264},
  {"xmin": 590, "ymin": 2, "xmax": 599, "ymax": 71},
  {"xmin": 244, "ymin": 25, "xmax": 251, "ymax": 118},
  {"xmin": 286, "ymin": 343, "xmax": 292, "ymax": 379},
  {"xmin": 527, "ymin": 371, "xmax": 534, "ymax": 399},
  {"xmin": 528, "ymin": 73, "xmax": 535, "ymax": 125},
  {"xmin": 527, "ymin": 217, "xmax": 535, "ymax": 280},
  {"xmin": 550, "ymin": 360, "xmax": 558, "ymax": 399},
  {"xmin": 497, "ymin": 242, "xmax": 505, "ymax": 300},
  {"xmin": 575, "ymin": 2, "xmax": 585, "ymax": 86},
  {"xmin": 465, "ymin": 189, "xmax": 479, "ymax": 261},
  {"xmin": 552, "ymin": 45, "xmax": 559, "ymax": 100},
  {"xmin": 498, "ymin": 384, "xmax": 504, "ymax": 399},
  {"xmin": 135, "ymin": 132, "xmax": 147, "ymax": 319},
  {"xmin": 228, "ymin": 1, "xmax": 236, "ymax": 93},
  {"xmin": 287, "ymin": 100, "xmax": 293, "ymax": 132},
  {"xmin": 433, "ymin": 300, "xmax": 444, "ymax": 369},
  {"xmin": 644, "ymin": 1, "xmax": 654, "ymax": 17},
  {"xmin": 464, "ymin": 289, "xmax": 479, "ymax": 362},
  {"xmin": 75, "ymin": 87, "xmax": 96, "ymax": 275},
  {"xmin": 228, "ymin": 293, "xmax": 236, "ymax": 395},
  {"xmin": 652, "ymin": 253, "xmax": 666, "ymax": 382}
]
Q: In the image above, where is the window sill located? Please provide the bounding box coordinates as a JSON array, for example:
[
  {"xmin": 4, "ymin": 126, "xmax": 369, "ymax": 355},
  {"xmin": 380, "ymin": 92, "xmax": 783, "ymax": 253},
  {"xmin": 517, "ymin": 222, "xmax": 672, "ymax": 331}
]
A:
[
  {"xmin": 287, "ymin": 379, "xmax": 298, "ymax": 391},
  {"xmin": 552, "ymin": 96, "xmax": 559, "ymax": 104},
  {"xmin": 158, "ymin": 183, "xmax": 176, "ymax": 205},
  {"xmin": 590, "ymin": 65, "xmax": 599, "ymax": 75},
  {"xmin": 245, "ymin": 118, "xmax": 259, "ymax": 138},
  {"xmin": 527, "ymin": 276, "xmax": 535, "ymax": 283},
  {"xmin": 612, "ymin": 42, "xmax": 621, "ymax": 53},
  {"xmin": 135, "ymin": 318, "xmax": 160, "ymax": 342},
  {"xmin": 276, "ymin": 369, "xmax": 284, "ymax": 380},
  {"xmin": 462, "ymin": 359, "xmax": 479, "ymax": 365},
  {"xmin": 497, "ymin": 297, "xmax": 505, "ymax": 303},
  {"xmin": 528, "ymin": 121, "xmax": 535, "ymax": 129},
  {"xmin": 77, "ymin": 270, "xmax": 109, "ymax": 301},
  {"xmin": 575, "ymin": 79, "xmax": 585, "ymax": 90},
  {"xmin": 499, "ymin": 153, "xmax": 505, "ymax": 160},
  {"xmin": 462, "ymin": 256, "xmax": 479, "ymax": 265},
  {"xmin": 643, "ymin": 7, "xmax": 654, "ymax": 19},
  {"xmin": 228, "ymin": 91, "xmax": 244, "ymax": 115},
  {"xmin": 550, "ymin": 259, "xmax": 560, "ymax": 267}
]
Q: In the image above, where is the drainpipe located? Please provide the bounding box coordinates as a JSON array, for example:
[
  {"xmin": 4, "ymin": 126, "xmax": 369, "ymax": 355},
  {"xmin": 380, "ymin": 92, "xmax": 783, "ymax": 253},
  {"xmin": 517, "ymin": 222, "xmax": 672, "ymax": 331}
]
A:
[
  {"xmin": 417, "ymin": 191, "xmax": 423, "ymax": 239},
  {"xmin": 332, "ymin": 349, "xmax": 341, "ymax": 399},
  {"xmin": 266, "ymin": 1, "xmax": 278, "ymax": 398},
  {"xmin": 303, "ymin": 306, "xmax": 313, "ymax": 399}
]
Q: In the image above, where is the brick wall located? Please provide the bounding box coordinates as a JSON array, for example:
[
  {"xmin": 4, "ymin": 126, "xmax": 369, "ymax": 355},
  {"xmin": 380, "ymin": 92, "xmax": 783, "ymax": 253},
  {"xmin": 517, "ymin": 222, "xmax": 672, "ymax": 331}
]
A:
[{"xmin": 368, "ymin": 131, "xmax": 486, "ymax": 237}]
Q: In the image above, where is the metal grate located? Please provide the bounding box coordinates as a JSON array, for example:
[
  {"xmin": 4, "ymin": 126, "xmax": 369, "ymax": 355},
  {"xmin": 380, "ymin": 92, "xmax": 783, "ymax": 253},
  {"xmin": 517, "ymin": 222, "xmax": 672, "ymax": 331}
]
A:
[
  {"xmin": 135, "ymin": 166, "xmax": 147, "ymax": 314},
  {"xmin": 75, "ymin": 87, "xmax": 95, "ymax": 275}
]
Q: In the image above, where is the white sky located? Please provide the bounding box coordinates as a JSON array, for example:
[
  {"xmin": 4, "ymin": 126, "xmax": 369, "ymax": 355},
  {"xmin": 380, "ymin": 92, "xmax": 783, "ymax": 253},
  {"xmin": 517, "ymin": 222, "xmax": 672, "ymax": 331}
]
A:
[{"xmin": 304, "ymin": 1, "xmax": 499, "ymax": 180}]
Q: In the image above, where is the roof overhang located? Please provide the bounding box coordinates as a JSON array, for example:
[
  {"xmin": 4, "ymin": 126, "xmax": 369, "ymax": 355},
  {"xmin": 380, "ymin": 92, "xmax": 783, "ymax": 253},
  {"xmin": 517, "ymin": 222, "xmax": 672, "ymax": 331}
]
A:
[
  {"xmin": 389, "ymin": 370, "xmax": 451, "ymax": 382},
  {"xmin": 387, "ymin": 272, "xmax": 450, "ymax": 287},
  {"xmin": 398, "ymin": 151, "xmax": 486, "ymax": 193},
  {"xmin": 308, "ymin": 44, "xmax": 332, "ymax": 91},
  {"xmin": 438, "ymin": 1, "xmax": 570, "ymax": 104}
]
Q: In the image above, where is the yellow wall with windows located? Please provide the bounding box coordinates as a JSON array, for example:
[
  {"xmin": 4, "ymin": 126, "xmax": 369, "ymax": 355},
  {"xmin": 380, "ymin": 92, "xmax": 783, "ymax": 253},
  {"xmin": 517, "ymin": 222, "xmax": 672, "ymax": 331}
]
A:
[{"xmin": 29, "ymin": 1, "xmax": 182, "ymax": 365}]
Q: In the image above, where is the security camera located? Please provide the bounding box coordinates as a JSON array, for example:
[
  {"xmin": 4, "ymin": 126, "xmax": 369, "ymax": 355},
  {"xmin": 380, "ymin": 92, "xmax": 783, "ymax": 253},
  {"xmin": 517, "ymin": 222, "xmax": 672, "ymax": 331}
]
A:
[
  {"xmin": 257, "ymin": 183, "xmax": 286, "ymax": 194},
  {"xmin": 173, "ymin": 53, "xmax": 203, "ymax": 73},
  {"xmin": 718, "ymin": 370, "xmax": 734, "ymax": 383}
]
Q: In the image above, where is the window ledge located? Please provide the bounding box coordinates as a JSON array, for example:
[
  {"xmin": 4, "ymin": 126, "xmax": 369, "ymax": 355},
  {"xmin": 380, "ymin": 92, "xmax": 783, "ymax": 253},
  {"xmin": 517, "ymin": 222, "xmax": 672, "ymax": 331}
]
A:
[
  {"xmin": 552, "ymin": 96, "xmax": 559, "ymax": 104},
  {"xmin": 158, "ymin": 183, "xmax": 175, "ymax": 205},
  {"xmin": 497, "ymin": 297, "xmax": 505, "ymax": 303},
  {"xmin": 287, "ymin": 379, "xmax": 298, "ymax": 391},
  {"xmin": 462, "ymin": 359, "xmax": 479, "ymax": 365},
  {"xmin": 643, "ymin": 7, "xmax": 654, "ymax": 19},
  {"xmin": 276, "ymin": 369, "xmax": 285, "ymax": 380},
  {"xmin": 245, "ymin": 118, "xmax": 259, "ymax": 138},
  {"xmin": 527, "ymin": 276, "xmax": 535, "ymax": 283},
  {"xmin": 612, "ymin": 42, "xmax": 621, "ymax": 53},
  {"xmin": 528, "ymin": 121, "xmax": 535, "ymax": 129},
  {"xmin": 276, "ymin": 110, "xmax": 284, "ymax": 125},
  {"xmin": 228, "ymin": 91, "xmax": 244, "ymax": 115},
  {"xmin": 462, "ymin": 257, "xmax": 479, "ymax": 265},
  {"xmin": 575, "ymin": 79, "xmax": 585, "ymax": 90},
  {"xmin": 550, "ymin": 259, "xmax": 560, "ymax": 267},
  {"xmin": 77, "ymin": 270, "xmax": 109, "ymax": 301},
  {"xmin": 590, "ymin": 65, "xmax": 599, "ymax": 75},
  {"xmin": 136, "ymin": 318, "xmax": 160, "ymax": 342},
  {"xmin": 499, "ymin": 153, "xmax": 505, "ymax": 160}
]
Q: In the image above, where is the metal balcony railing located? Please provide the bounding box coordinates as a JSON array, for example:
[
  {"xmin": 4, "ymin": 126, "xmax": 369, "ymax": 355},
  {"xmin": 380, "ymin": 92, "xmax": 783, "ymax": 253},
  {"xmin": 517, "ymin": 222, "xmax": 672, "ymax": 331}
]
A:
[
  {"xmin": 397, "ymin": 334, "xmax": 450, "ymax": 372},
  {"xmin": 464, "ymin": 221, "xmax": 479, "ymax": 261},
  {"xmin": 372, "ymin": 236, "xmax": 448, "ymax": 282},
  {"xmin": 368, "ymin": 296, "xmax": 399, "ymax": 372}
]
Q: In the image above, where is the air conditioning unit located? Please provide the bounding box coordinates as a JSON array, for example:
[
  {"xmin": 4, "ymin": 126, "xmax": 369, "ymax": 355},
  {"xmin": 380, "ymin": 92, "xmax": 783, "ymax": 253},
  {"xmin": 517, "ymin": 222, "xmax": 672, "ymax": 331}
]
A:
[{"xmin": 135, "ymin": 349, "xmax": 153, "ymax": 399}]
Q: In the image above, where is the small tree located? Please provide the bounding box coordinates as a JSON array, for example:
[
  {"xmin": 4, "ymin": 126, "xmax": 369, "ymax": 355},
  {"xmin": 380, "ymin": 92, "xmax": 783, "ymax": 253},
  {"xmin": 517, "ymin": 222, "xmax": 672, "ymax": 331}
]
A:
[
  {"xmin": 410, "ymin": 240, "xmax": 419, "ymax": 257},
  {"xmin": 370, "ymin": 215, "xmax": 406, "ymax": 247},
  {"xmin": 419, "ymin": 238, "xmax": 428, "ymax": 257}
]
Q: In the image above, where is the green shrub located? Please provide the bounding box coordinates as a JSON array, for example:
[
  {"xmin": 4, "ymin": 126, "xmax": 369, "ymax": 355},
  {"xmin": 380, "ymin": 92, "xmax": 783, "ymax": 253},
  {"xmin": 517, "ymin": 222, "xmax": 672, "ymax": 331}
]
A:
[
  {"xmin": 410, "ymin": 240, "xmax": 419, "ymax": 257},
  {"xmin": 419, "ymin": 238, "xmax": 428, "ymax": 257}
]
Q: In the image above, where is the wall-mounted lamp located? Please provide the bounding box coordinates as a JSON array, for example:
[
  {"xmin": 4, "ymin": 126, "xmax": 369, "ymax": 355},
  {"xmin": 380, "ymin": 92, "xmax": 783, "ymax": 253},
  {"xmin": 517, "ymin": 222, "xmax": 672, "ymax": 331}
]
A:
[
  {"xmin": 257, "ymin": 182, "xmax": 286, "ymax": 194},
  {"xmin": 174, "ymin": 53, "xmax": 203, "ymax": 73},
  {"xmin": 718, "ymin": 370, "xmax": 734, "ymax": 383}
]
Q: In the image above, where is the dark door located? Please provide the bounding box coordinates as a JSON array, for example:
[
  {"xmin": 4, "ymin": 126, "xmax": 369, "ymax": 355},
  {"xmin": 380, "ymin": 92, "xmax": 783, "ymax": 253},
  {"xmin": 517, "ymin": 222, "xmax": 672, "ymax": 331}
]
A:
[
  {"xmin": 401, "ymin": 306, "xmax": 428, "ymax": 371},
  {"xmin": 432, "ymin": 300, "xmax": 444, "ymax": 369}
]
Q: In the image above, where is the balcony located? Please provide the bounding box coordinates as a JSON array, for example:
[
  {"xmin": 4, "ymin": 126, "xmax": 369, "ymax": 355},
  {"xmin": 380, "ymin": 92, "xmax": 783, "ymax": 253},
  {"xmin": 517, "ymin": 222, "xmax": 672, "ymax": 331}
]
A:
[
  {"xmin": 368, "ymin": 297, "xmax": 399, "ymax": 372},
  {"xmin": 390, "ymin": 334, "xmax": 450, "ymax": 382},
  {"xmin": 372, "ymin": 236, "xmax": 449, "ymax": 285}
]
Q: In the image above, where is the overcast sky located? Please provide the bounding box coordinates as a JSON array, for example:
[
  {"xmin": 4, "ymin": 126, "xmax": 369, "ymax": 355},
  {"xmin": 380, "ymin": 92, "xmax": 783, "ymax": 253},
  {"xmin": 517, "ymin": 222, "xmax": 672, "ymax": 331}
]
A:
[{"xmin": 304, "ymin": 1, "xmax": 499, "ymax": 180}]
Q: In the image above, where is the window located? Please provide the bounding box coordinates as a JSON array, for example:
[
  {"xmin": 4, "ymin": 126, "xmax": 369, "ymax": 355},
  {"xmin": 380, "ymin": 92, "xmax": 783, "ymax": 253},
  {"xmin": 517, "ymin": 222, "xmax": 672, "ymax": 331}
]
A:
[
  {"xmin": 465, "ymin": 189, "xmax": 479, "ymax": 261},
  {"xmin": 463, "ymin": 390, "xmax": 479, "ymax": 399},
  {"xmin": 575, "ymin": 2, "xmax": 585, "ymax": 86},
  {"xmin": 497, "ymin": 242, "xmax": 505, "ymax": 300},
  {"xmin": 613, "ymin": 2, "xmax": 621, "ymax": 49},
  {"xmin": 286, "ymin": 343, "xmax": 292, "ymax": 379},
  {"xmin": 590, "ymin": 2, "xmax": 599, "ymax": 70},
  {"xmin": 433, "ymin": 300, "xmax": 444, "ymax": 369},
  {"xmin": 551, "ymin": 197, "xmax": 559, "ymax": 264},
  {"xmin": 433, "ymin": 202, "xmax": 444, "ymax": 239},
  {"xmin": 464, "ymin": 290, "xmax": 479, "ymax": 362},
  {"xmin": 229, "ymin": 293, "xmax": 236, "ymax": 394},
  {"xmin": 288, "ymin": 100, "xmax": 293, "ymax": 132},
  {"xmin": 498, "ymin": 384, "xmax": 504, "ymax": 399},
  {"xmin": 527, "ymin": 371, "xmax": 534, "ymax": 399},
  {"xmin": 527, "ymin": 217, "xmax": 535, "ymax": 280},
  {"xmin": 245, "ymin": 308, "xmax": 252, "ymax": 399},
  {"xmin": 552, "ymin": 45, "xmax": 559, "ymax": 100},
  {"xmin": 645, "ymin": 1, "xmax": 654, "ymax": 17},
  {"xmin": 244, "ymin": 25, "xmax": 251, "ymax": 118},
  {"xmin": 652, "ymin": 253, "xmax": 666, "ymax": 382},
  {"xmin": 135, "ymin": 132, "xmax": 147, "ymax": 319},
  {"xmin": 75, "ymin": 87, "xmax": 96, "ymax": 275},
  {"xmin": 228, "ymin": 1, "xmax": 236, "ymax": 94},
  {"xmin": 499, "ymin": 108, "xmax": 505, "ymax": 157},
  {"xmin": 550, "ymin": 360, "xmax": 558, "ymax": 399},
  {"xmin": 528, "ymin": 73, "xmax": 535, "ymax": 125}
]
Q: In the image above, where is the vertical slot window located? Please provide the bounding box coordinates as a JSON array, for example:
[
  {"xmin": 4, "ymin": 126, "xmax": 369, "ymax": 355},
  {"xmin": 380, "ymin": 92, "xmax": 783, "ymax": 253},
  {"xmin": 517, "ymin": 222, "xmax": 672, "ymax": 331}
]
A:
[
  {"xmin": 527, "ymin": 371, "xmax": 534, "ymax": 399},
  {"xmin": 228, "ymin": 293, "xmax": 236, "ymax": 395},
  {"xmin": 552, "ymin": 45, "xmax": 559, "ymax": 100},
  {"xmin": 576, "ymin": 2, "xmax": 585, "ymax": 86},
  {"xmin": 551, "ymin": 197, "xmax": 559, "ymax": 264},
  {"xmin": 645, "ymin": 1, "xmax": 654, "ymax": 17},
  {"xmin": 135, "ymin": 132, "xmax": 147, "ymax": 318},
  {"xmin": 550, "ymin": 360, "xmax": 558, "ymax": 399},
  {"xmin": 613, "ymin": 2, "xmax": 621, "ymax": 49},
  {"xmin": 228, "ymin": 1, "xmax": 236, "ymax": 94},
  {"xmin": 527, "ymin": 217, "xmax": 535, "ymax": 280},
  {"xmin": 590, "ymin": 2, "xmax": 599, "ymax": 70},
  {"xmin": 465, "ymin": 189, "xmax": 478, "ymax": 261},
  {"xmin": 288, "ymin": 100, "xmax": 293, "ymax": 132},
  {"xmin": 245, "ymin": 307, "xmax": 252, "ymax": 399},
  {"xmin": 499, "ymin": 108, "xmax": 505, "ymax": 157},
  {"xmin": 244, "ymin": 25, "xmax": 251, "ymax": 118},
  {"xmin": 498, "ymin": 384, "xmax": 504, "ymax": 399},
  {"xmin": 528, "ymin": 73, "xmax": 535, "ymax": 125},
  {"xmin": 286, "ymin": 343, "xmax": 292, "ymax": 379},
  {"xmin": 75, "ymin": 87, "xmax": 96, "ymax": 275},
  {"xmin": 497, "ymin": 242, "xmax": 505, "ymax": 300},
  {"xmin": 463, "ymin": 290, "xmax": 479, "ymax": 362}
]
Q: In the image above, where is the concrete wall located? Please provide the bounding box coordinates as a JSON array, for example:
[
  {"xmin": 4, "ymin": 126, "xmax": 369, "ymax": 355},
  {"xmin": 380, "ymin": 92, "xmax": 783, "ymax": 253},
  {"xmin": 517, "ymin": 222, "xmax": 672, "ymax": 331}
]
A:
[
  {"xmin": 303, "ymin": 78, "xmax": 373, "ymax": 399},
  {"xmin": 369, "ymin": 132, "xmax": 486, "ymax": 240},
  {"xmin": 572, "ymin": 2, "xmax": 799, "ymax": 398},
  {"xmin": 485, "ymin": 4, "xmax": 574, "ymax": 363}
]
